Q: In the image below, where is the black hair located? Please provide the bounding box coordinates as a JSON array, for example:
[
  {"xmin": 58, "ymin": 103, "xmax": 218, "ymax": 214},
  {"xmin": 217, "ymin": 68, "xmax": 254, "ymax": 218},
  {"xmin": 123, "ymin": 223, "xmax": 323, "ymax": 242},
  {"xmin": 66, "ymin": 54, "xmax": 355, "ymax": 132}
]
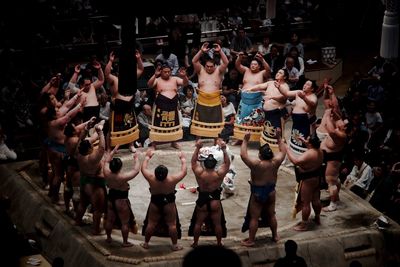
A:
[
  {"xmin": 259, "ymin": 144, "xmax": 273, "ymax": 160},
  {"xmin": 46, "ymin": 106, "xmax": 57, "ymax": 121},
  {"xmin": 310, "ymin": 80, "xmax": 318, "ymax": 91},
  {"xmin": 305, "ymin": 79, "xmax": 318, "ymax": 92},
  {"xmin": 78, "ymin": 139, "xmax": 92, "ymax": 155},
  {"xmin": 183, "ymin": 85, "xmax": 194, "ymax": 95},
  {"xmin": 155, "ymin": 165, "xmax": 168, "ymax": 181},
  {"xmin": 353, "ymin": 150, "xmax": 365, "ymax": 161},
  {"xmin": 161, "ymin": 63, "xmax": 172, "ymax": 70},
  {"xmin": 52, "ymin": 257, "xmax": 64, "ymax": 267},
  {"xmin": 204, "ymin": 154, "xmax": 217, "ymax": 169},
  {"xmin": 284, "ymin": 240, "xmax": 298, "ymax": 256},
  {"xmin": 64, "ymin": 123, "xmax": 75, "ymax": 137},
  {"xmin": 349, "ymin": 260, "xmax": 362, "ymax": 267},
  {"xmin": 109, "ymin": 158, "xmax": 123, "ymax": 173},
  {"xmin": 183, "ymin": 245, "xmax": 242, "ymax": 267},
  {"xmin": 281, "ymin": 68, "xmax": 289, "ymax": 79},
  {"xmin": 161, "ymin": 45, "xmax": 172, "ymax": 58},
  {"xmin": 308, "ymin": 134, "xmax": 321, "ymax": 149}
]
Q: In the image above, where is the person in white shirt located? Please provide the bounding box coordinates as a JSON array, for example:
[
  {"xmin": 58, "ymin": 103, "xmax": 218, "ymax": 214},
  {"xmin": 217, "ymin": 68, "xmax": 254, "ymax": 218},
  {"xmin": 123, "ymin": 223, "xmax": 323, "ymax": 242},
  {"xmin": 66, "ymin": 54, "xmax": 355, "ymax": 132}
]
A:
[
  {"xmin": 344, "ymin": 153, "xmax": 374, "ymax": 199},
  {"xmin": 258, "ymin": 35, "xmax": 272, "ymax": 56},
  {"xmin": 155, "ymin": 45, "xmax": 180, "ymax": 76},
  {"xmin": 220, "ymin": 95, "xmax": 236, "ymax": 143}
]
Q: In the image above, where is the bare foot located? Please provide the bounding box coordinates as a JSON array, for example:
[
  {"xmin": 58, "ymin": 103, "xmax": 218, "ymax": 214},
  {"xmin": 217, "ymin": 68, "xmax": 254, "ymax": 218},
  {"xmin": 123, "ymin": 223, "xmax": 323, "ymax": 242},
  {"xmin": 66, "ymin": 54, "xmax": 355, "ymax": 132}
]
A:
[
  {"xmin": 122, "ymin": 242, "xmax": 133, "ymax": 247},
  {"xmin": 129, "ymin": 145, "xmax": 136, "ymax": 153},
  {"xmin": 191, "ymin": 242, "xmax": 198, "ymax": 248},
  {"xmin": 140, "ymin": 242, "xmax": 149, "ymax": 249},
  {"xmin": 92, "ymin": 229, "xmax": 103, "ymax": 236},
  {"xmin": 232, "ymin": 140, "xmax": 242, "ymax": 146},
  {"xmin": 241, "ymin": 239, "xmax": 255, "ymax": 247},
  {"xmin": 171, "ymin": 142, "xmax": 181, "ymax": 149},
  {"xmin": 106, "ymin": 237, "xmax": 112, "ymax": 243},
  {"xmin": 171, "ymin": 244, "xmax": 183, "ymax": 251},
  {"xmin": 217, "ymin": 241, "xmax": 224, "ymax": 247},
  {"xmin": 293, "ymin": 221, "xmax": 308, "ymax": 231},
  {"xmin": 313, "ymin": 216, "xmax": 321, "ymax": 225},
  {"xmin": 272, "ymin": 234, "xmax": 280, "ymax": 242}
]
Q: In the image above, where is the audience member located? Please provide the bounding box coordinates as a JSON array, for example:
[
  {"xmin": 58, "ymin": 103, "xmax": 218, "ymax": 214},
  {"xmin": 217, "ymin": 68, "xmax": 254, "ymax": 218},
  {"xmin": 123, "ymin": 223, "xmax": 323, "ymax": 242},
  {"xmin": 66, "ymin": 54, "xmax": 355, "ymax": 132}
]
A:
[{"xmin": 274, "ymin": 239, "xmax": 307, "ymax": 267}]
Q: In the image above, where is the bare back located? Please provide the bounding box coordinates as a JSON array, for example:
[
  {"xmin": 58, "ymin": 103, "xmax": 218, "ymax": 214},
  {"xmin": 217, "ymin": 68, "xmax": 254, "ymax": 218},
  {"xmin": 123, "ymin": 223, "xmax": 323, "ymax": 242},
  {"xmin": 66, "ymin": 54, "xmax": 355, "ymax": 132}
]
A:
[
  {"xmin": 297, "ymin": 149, "xmax": 323, "ymax": 172},
  {"xmin": 249, "ymin": 160, "xmax": 280, "ymax": 186},
  {"xmin": 104, "ymin": 173, "xmax": 130, "ymax": 191},
  {"xmin": 195, "ymin": 170, "xmax": 224, "ymax": 193},
  {"xmin": 77, "ymin": 149, "xmax": 105, "ymax": 177},
  {"xmin": 147, "ymin": 176, "xmax": 180, "ymax": 195}
]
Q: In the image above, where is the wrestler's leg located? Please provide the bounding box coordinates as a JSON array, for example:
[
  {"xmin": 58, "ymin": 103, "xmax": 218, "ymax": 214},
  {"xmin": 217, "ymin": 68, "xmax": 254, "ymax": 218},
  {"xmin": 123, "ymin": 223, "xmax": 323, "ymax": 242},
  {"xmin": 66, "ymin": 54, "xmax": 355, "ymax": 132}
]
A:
[
  {"xmin": 90, "ymin": 185, "xmax": 106, "ymax": 235},
  {"xmin": 324, "ymin": 174, "xmax": 340, "ymax": 211},
  {"xmin": 71, "ymin": 168, "xmax": 81, "ymax": 212},
  {"xmin": 171, "ymin": 142, "xmax": 181, "ymax": 149},
  {"xmin": 294, "ymin": 179, "xmax": 313, "ymax": 231},
  {"xmin": 64, "ymin": 165, "xmax": 75, "ymax": 214},
  {"xmin": 115, "ymin": 199, "xmax": 133, "ymax": 247},
  {"xmin": 191, "ymin": 205, "xmax": 208, "ymax": 248},
  {"xmin": 142, "ymin": 203, "xmax": 161, "ymax": 249},
  {"xmin": 75, "ymin": 185, "xmax": 91, "ymax": 225},
  {"xmin": 210, "ymin": 200, "xmax": 223, "ymax": 246},
  {"xmin": 266, "ymin": 192, "xmax": 279, "ymax": 242},
  {"xmin": 164, "ymin": 203, "xmax": 182, "ymax": 251},
  {"xmin": 39, "ymin": 145, "xmax": 49, "ymax": 186},
  {"xmin": 311, "ymin": 183, "xmax": 322, "ymax": 225},
  {"xmin": 48, "ymin": 150, "xmax": 63, "ymax": 203},
  {"xmin": 242, "ymin": 196, "xmax": 262, "ymax": 247},
  {"xmin": 105, "ymin": 201, "xmax": 116, "ymax": 243}
]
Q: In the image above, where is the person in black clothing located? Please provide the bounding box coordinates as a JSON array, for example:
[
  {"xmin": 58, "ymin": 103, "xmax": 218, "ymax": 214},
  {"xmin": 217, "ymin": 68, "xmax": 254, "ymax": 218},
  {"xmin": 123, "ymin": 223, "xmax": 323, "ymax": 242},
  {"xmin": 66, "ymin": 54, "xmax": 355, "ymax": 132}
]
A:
[
  {"xmin": 274, "ymin": 240, "xmax": 307, "ymax": 267},
  {"xmin": 182, "ymin": 245, "xmax": 242, "ymax": 267}
]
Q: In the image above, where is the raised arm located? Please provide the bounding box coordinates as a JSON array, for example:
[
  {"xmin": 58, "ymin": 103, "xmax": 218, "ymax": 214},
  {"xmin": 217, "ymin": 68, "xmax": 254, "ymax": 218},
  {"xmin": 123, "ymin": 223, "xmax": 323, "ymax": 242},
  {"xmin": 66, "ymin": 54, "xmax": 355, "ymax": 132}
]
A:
[
  {"xmin": 245, "ymin": 81, "xmax": 269, "ymax": 92},
  {"xmin": 75, "ymin": 116, "xmax": 96, "ymax": 133},
  {"xmin": 255, "ymin": 52, "xmax": 271, "ymax": 79},
  {"xmin": 285, "ymin": 142, "xmax": 310, "ymax": 168},
  {"xmin": 171, "ymin": 151, "xmax": 187, "ymax": 183},
  {"xmin": 69, "ymin": 65, "xmax": 81, "ymax": 84},
  {"xmin": 192, "ymin": 42, "xmax": 209, "ymax": 74},
  {"xmin": 105, "ymin": 51, "xmax": 118, "ymax": 83},
  {"xmin": 191, "ymin": 140, "xmax": 203, "ymax": 174},
  {"xmin": 136, "ymin": 49, "xmax": 144, "ymax": 78},
  {"xmin": 273, "ymin": 128, "xmax": 287, "ymax": 164},
  {"xmin": 90, "ymin": 120, "xmax": 106, "ymax": 162},
  {"xmin": 214, "ymin": 43, "xmax": 229, "ymax": 74},
  {"xmin": 92, "ymin": 61, "xmax": 105, "ymax": 89},
  {"xmin": 55, "ymin": 102, "xmax": 82, "ymax": 127},
  {"xmin": 120, "ymin": 152, "xmax": 141, "ymax": 182},
  {"xmin": 41, "ymin": 75, "xmax": 60, "ymax": 95},
  {"xmin": 276, "ymin": 80, "xmax": 296, "ymax": 98},
  {"xmin": 176, "ymin": 67, "xmax": 189, "ymax": 87},
  {"xmin": 240, "ymin": 131, "xmax": 257, "ymax": 167},
  {"xmin": 58, "ymin": 90, "xmax": 82, "ymax": 116},
  {"xmin": 141, "ymin": 149, "xmax": 155, "ymax": 180},
  {"xmin": 147, "ymin": 66, "xmax": 161, "ymax": 88},
  {"xmin": 235, "ymin": 52, "xmax": 247, "ymax": 74},
  {"xmin": 216, "ymin": 141, "xmax": 231, "ymax": 178},
  {"xmin": 297, "ymin": 91, "xmax": 317, "ymax": 110}
]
